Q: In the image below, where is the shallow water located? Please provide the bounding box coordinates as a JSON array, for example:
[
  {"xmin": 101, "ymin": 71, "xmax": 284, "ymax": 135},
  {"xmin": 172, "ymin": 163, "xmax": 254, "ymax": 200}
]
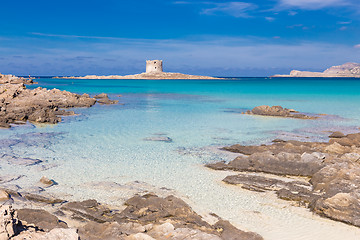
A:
[{"xmin": 2, "ymin": 78, "xmax": 360, "ymax": 239}]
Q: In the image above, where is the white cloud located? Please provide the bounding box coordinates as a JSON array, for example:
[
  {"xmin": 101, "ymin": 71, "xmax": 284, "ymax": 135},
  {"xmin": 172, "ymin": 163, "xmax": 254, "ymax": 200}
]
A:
[
  {"xmin": 354, "ymin": 44, "xmax": 360, "ymax": 48},
  {"xmin": 201, "ymin": 2, "xmax": 257, "ymax": 18},
  {"xmin": 278, "ymin": 0, "xmax": 350, "ymax": 10},
  {"xmin": 337, "ymin": 21, "xmax": 352, "ymax": 24},
  {"xmin": 265, "ymin": 17, "xmax": 275, "ymax": 21}
]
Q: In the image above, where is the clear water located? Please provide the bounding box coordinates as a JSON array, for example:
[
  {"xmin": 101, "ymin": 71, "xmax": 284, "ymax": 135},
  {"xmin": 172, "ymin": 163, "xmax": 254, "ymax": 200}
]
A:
[{"xmin": 2, "ymin": 78, "xmax": 360, "ymax": 240}]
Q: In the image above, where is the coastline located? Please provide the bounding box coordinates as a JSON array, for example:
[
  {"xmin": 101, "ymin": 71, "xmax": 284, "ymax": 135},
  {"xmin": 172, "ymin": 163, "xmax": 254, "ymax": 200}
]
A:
[
  {"xmin": 54, "ymin": 72, "xmax": 223, "ymax": 80},
  {"xmin": 1, "ymin": 77, "xmax": 360, "ymax": 239}
]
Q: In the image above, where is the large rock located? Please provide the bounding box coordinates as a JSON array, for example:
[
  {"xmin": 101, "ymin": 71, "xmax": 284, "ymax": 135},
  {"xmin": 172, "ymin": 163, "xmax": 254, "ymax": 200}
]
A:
[
  {"xmin": 78, "ymin": 221, "xmax": 128, "ymax": 240},
  {"xmin": 94, "ymin": 93, "xmax": 119, "ymax": 105},
  {"xmin": 0, "ymin": 83, "xmax": 99, "ymax": 127},
  {"xmin": 61, "ymin": 199, "xmax": 114, "ymax": 223},
  {"xmin": 244, "ymin": 105, "xmax": 317, "ymax": 119},
  {"xmin": 118, "ymin": 194, "xmax": 212, "ymax": 230},
  {"xmin": 16, "ymin": 209, "xmax": 67, "ymax": 231},
  {"xmin": 207, "ymin": 151, "xmax": 325, "ymax": 177}
]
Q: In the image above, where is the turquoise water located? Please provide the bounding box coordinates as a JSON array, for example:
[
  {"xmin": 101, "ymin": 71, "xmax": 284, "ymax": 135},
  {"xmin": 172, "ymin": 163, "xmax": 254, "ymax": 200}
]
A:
[{"xmin": 2, "ymin": 78, "xmax": 360, "ymax": 240}]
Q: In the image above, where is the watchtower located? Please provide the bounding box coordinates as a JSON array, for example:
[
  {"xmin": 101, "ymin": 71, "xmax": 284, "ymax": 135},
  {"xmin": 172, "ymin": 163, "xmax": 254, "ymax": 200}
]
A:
[{"xmin": 146, "ymin": 60, "xmax": 163, "ymax": 73}]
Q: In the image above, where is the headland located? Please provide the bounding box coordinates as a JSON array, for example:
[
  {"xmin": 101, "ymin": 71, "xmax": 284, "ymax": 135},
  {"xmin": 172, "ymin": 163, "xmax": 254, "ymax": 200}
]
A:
[{"xmin": 272, "ymin": 62, "xmax": 360, "ymax": 78}]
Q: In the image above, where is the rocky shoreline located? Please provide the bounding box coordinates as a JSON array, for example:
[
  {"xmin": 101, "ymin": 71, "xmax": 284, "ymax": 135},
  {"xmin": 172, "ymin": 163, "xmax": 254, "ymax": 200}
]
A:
[
  {"xmin": 0, "ymin": 187, "xmax": 263, "ymax": 240},
  {"xmin": 0, "ymin": 73, "xmax": 35, "ymax": 85},
  {"xmin": 0, "ymin": 83, "xmax": 118, "ymax": 128},
  {"xmin": 207, "ymin": 131, "xmax": 360, "ymax": 227}
]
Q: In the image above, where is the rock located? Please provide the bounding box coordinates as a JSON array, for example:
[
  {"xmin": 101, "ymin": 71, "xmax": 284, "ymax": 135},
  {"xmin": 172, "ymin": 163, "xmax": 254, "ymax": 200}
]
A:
[
  {"xmin": 0, "ymin": 206, "xmax": 20, "ymax": 240},
  {"xmin": 0, "ymin": 190, "xmax": 9, "ymax": 201},
  {"xmin": 22, "ymin": 193, "xmax": 65, "ymax": 204},
  {"xmin": 244, "ymin": 105, "xmax": 317, "ymax": 119},
  {"xmin": 16, "ymin": 209, "xmax": 67, "ymax": 231},
  {"xmin": 329, "ymin": 131, "xmax": 345, "ymax": 138},
  {"xmin": 310, "ymin": 162, "xmax": 360, "ymax": 197},
  {"xmin": 118, "ymin": 194, "xmax": 212, "ymax": 231},
  {"xmin": 0, "ymin": 83, "xmax": 98, "ymax": 128},
  {"xmin": 61, "ymin": 199, "xmax": 114, "ymax": 223},
  {"xmin": 78, "ymin": 221, "xmax": 127, "ymax": 240},
  {"xmin": 148, "ymin": 222, "xmax": 222, "ymax": 240},
  {"xmin": 126, "ymin": 233, "xmax": 156, "ymax": 240},
  {"xmin": 311, "ymin": 192, "xmax": 360, "ymax": 226},
  {"xmin": 94, "ymin": 93, "xmax": 119, "ymax": 105},
  {"xmin": 41, "ymin": 228, "xmax": 78, "ymax": 240},
  {"xmin": 213, "ymin": 131, "xmax": 360, "ymax": 227},
  {"xmin": 39, "ymin": 176, "xmax": 55, "ymax": 187},
  {"xmin": 0, "ymin": 73, "xmax": 34, "ymax": 85},
  {"xmin": 208, "ymin": 151, "xmax": 325, "ymax": 177},
  {"xmin": 0, "ymin": 122, "xmax": 10, "ymax": 129},
  {"xmin": 214, "ymin": 220, "xmax": 263, "ymax": 240},
  {"xmin": 143, "ymin": 136, "xmax": 173, "ymax": 142},
  {"xmin": 94, "ymin": 93, "xmax": 109, "ymax": 99},
  {"xmin": 12, "ymin": 228, "xmax": 79, "ymax": 240}
]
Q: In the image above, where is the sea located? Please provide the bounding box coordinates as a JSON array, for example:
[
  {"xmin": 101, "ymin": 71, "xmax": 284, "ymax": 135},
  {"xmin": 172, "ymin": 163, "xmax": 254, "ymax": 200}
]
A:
[{"xmin": 1, "ymin": 77, "xmax": 360, "ymax": 240}]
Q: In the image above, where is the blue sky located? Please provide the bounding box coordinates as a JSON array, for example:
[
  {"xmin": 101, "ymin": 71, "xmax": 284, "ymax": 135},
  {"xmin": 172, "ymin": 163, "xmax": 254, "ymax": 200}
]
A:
[{"xmin": 1, "ymin": 0, "xmax": 360, "ymax": 76}]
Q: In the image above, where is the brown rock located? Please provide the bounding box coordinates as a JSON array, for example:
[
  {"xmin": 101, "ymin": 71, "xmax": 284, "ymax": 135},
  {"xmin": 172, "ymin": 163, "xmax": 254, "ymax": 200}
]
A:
[
  {"xmin": 0, "ymin": 190, "xmax": 9, "ymax": 201},
  {"xmin": 17, "ymin": 209, "xmax": 67, "ymax": 231},
  {"xmin": 39, "ymin": 176, "xmax": 55, "ymax": 187},
  {"xmin": 329, "ymin": 131, "xmax": 345, "ymax": 138},
  {"xmin": 61, "ymin": 199, "xmax": 114, "ymax": 223},
  {"xmin": 244, "ymin": 105, "xmax": 317, "ymax": 119},
  {"xmin": 214, "ymin": 220, "xmax": 263, "ymax": 240}
]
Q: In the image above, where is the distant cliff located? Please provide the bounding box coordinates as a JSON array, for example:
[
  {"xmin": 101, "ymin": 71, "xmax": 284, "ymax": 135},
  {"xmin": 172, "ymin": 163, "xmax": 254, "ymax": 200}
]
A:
[{"xmin": 272, "ymin": 62, "xmax": 360, "ymax": 78}]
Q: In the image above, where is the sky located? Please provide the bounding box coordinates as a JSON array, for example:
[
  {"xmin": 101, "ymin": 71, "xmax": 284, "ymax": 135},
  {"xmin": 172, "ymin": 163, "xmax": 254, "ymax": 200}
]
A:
[{"xmin": 1, "ymin": 0, "xmax": 360, "ymax": 76}]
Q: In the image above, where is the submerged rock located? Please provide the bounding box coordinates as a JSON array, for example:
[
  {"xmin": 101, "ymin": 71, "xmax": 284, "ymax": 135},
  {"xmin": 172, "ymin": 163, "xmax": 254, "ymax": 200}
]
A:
[
  {"xmin": 94, "ymin": 93, "xmax": 119, "ymax": 105},
  {"xmin": 0, "ymin": 154, "xmax": 42, "ymax": 166},
  {"xmin": 143, "ymin": 136, "xmax": 173, "ymax": 142},
  {"xmin": 244, "ymin": 105, "xmax": 318, "ymax": 119}
]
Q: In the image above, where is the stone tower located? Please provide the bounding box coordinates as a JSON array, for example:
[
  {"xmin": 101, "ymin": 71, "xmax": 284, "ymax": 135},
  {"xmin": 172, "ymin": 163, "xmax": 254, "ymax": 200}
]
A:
[{"xmin": 146, "ymin": 60, "xmax": 163, "ymax": 73}]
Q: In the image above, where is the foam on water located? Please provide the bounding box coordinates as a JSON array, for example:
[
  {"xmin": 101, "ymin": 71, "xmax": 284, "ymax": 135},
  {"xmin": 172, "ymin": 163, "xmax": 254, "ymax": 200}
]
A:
[{"xmin": 2, "ymin": 78, "xmax": 360, "ymax": 239}]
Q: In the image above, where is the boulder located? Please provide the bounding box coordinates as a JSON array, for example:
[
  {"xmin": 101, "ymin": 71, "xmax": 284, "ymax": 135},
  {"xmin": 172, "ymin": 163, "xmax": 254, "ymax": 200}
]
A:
[
  {"xmin": 16, "ymin": 209, "xmax": 67, "ymax": 231},
  {"xmin": 244, "ymin": 105, "xmax": 317, "ymax": 119}
]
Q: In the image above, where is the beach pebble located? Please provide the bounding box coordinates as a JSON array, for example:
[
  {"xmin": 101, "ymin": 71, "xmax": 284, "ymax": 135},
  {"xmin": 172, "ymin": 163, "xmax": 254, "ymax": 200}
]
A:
[{"xmin": 39, "ymin": 176, "xmax": 56, "ymax": 187}]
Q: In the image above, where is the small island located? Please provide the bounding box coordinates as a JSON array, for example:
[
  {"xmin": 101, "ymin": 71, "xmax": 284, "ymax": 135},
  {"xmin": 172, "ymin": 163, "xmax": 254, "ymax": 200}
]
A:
[
  {"xmin": 272, "ymin": 62, "xmax": 360, "ymax": 78},
  {"xmin": 56, "ymin": 60, "xmax": 222, "ymax": 80}
]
